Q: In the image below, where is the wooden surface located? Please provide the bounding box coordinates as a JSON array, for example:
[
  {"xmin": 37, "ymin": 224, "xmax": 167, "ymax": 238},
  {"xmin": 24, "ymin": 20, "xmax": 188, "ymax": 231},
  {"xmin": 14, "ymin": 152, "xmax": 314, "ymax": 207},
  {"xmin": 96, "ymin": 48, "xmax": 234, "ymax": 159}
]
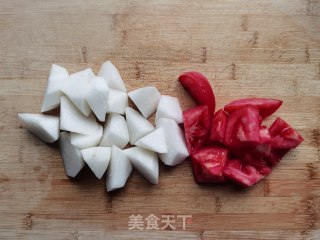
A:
[{"xmin": 1, "ymin": 0, "xmax": 319, "ymax": 239}]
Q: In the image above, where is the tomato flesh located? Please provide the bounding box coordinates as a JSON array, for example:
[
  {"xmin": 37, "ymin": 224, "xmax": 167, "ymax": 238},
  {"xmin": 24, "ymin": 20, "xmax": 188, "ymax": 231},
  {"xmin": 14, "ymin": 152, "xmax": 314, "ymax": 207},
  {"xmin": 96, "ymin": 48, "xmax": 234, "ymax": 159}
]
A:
[
  {"xmin": 208, "ymin": 109, "xmax": 228, "ymax": 144},
  {"xmin": 191, "ymin": 147, "xmax": 228, "ymax": 183},
  {"xmin": 269, "ymin": 117, "xmax": 304, "ymax": 149},
  {"xmin": 183, "ymin": 105, "xmax": 210, "ymax": 154},
  {"xmin": 223, "ymin": 159, "xmax": 266, "ymax": 187},
  {"xmin": 224, "ymin": 105, "xmax": 260, "ymax": 149}
]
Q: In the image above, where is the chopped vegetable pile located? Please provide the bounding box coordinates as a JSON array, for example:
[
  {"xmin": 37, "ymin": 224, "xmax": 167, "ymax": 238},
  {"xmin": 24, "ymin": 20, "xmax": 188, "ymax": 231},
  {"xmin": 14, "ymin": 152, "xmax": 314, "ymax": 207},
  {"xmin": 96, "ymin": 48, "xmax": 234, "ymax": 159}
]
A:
[
  {"xmin": 179, "ymin": 71, "xmax": 304, "ymax": 187},
  {"xmin": 19, "ymin": 61, "xmax": 189, "ymax": 192},
  {"xmin": 18, "ymin": 63, "xmax": 303, "ymax": 192}
]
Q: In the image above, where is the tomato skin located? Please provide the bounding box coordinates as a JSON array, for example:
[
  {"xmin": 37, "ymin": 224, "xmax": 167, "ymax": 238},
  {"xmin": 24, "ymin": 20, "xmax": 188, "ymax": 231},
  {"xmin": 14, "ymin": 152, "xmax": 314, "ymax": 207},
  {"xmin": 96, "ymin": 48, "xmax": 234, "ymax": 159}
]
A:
[
  {"xmin": 208, "ymin": 109, "xmax": 228, "ymax": 144},
  {"xmin": 179, "ymin": 71, "xmax": 215, "ymax": 115},
  {"xmin": 223, "ymin": 159, "xmax": 266, "ymax": 187},
  {"xmin": 224, "ymin": 98, "xmax": 283, "ymax": 119},
  {"xmin": 224, "ymin": 105, "xmax": 260, "ymax": 149},
  {"xmin": 269, "ymin": 117, "xmax": 304, "ymax": 149},
  {"xmin": 183, "ymin": 105, "xmax": 210, "ymax": 154},
  {"xmin": 191, "ymin": 146, "xmax": 228, "ymax": 183}
]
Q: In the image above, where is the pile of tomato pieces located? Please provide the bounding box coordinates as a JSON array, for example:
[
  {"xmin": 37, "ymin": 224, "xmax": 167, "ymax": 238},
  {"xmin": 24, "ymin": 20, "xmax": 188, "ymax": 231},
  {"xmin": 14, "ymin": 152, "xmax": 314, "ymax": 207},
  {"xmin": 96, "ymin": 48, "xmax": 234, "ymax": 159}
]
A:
[{"xmin": 179, "ymin": 71, "xmax": 304, "ymax": 187}]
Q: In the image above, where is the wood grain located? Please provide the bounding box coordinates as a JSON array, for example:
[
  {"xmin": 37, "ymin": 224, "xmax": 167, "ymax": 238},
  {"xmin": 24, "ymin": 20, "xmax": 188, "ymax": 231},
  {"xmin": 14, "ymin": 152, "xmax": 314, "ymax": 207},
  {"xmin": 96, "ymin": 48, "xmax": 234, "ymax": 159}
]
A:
[{"xmin": 0, "ymin": 0, "xmax": 319, "ymax": 239}]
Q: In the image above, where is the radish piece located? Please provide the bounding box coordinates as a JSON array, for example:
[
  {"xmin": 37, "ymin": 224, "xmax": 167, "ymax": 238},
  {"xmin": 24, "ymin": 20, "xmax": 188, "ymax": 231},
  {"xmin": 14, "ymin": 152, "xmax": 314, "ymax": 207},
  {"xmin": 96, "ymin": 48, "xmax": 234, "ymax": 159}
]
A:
[
  {"xmin": 86, "ymin": 77, "xmax": 109, "ymax": 122},
  {"xmin": 106, "ymin": 146, "xmax": 132, "ymax": 192},
  {"xmin": 41, "ymin": 64, "xmax": 69, "ymax": 112},
  {"xmin": 107, "ymin": 89, "xmax": 128, "ymax": 115},
  {"xmin": 70, "ymin": 125, "xmax": 103, "ymax": 149},
  {"xmin": 62, "ymin": 68, "xmax": 94, "ymax": 116},
  {"xmin": 156, "ymin": 118, "xmax": 189, "ymax": 166},
  {"xmin": 97, "ymin": 61, "xmax": 126, "ymax": 92},
  {"xmin": 60, "ymin": 96, "xmax": 100, "ymax": 135},
  {"xmin": 99, "ymin": 113, "xmax": 129, "ymax": 149},
  {"xmin": 124, "ymin": 147, "xmax": 159, "ymax": 184},
  {"xmin": 125, "ymin": 107, "xmax": 154, "ymax": 144},
  {"xmin": 18, "ymin": 113, "xmax": 59, "ymax": 143},
  {"xmin": 81, "ymin": 147, "xmax": 111, "ymax": 179},
  {"xmin": 135, "ymin": 128, "xmax": 167, "ymax": 153},
  {"xmin": 155, "ymin": 95, "xmax": 183, "ymax": 124},
  {"xmin": 59, "ymin": 132, "xmax": 85, "ymax": 177},
  {"xmin": 128, "ymin": 87, "xmax": 161, "ymax": 118}
]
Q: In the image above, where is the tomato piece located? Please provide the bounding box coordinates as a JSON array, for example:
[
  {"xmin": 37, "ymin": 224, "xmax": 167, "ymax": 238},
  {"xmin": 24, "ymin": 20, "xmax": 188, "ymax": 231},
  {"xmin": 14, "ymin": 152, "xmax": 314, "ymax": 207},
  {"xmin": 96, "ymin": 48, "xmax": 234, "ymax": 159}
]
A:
[
  {"xmin": 191, "ymin": 146, "xmax": 228, "ymax": 183},
  {"xmin": 269, "ymin": 117, "xmax": 304, "ymax": 149},
  {"xmin": 223, "ymin": 159, "xmax": 266, "ymax": 187},
  {"xmin": 234, "ymin": 126, "xmax": 284, "ymax": 174},
  {"xmin": 183, "ymin": 105, "xmax": 210, "ymax": 154},
  {"xmin": 208, "ymin": 109, "xmax": 228, "ymax": 144},
  {"xmin": 224, "ymin": 98, "xmax": 283, "ymax": 119},
  {"xmin": 224, "ymin": 105, "xmax": 260, "ymax": 149},
  {"xmin": 179, "ymin": 71, "xmax": 215, "ymax": 115},
  {"xmin": 241, "ymin": 145, "xmax": 272, "ymax": 176}
]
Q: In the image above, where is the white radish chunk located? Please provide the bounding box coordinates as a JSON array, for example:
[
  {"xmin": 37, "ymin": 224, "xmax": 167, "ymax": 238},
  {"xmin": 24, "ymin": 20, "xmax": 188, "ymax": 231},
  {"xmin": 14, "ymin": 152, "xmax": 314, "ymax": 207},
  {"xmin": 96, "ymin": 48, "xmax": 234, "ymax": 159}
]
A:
[
  {"xmin": 97, "ymin": 61, "xmax": 126, "ymax": 92},
  {"xmin": 135, "ymin": 128, "xmax": 167, "ymax": 153},
  {"xmin": 70, "ymin": 125, "xmax": 103, "ymax": 149},
  {"xmin": 155, "ymin": 95, "xmax": 183, "ymax": 124},
  {"xmin": 18, "ymin": 113, "xmax": 59, "ymax": 143},
  {"xmin": 62, "ymin": 68, "xmax": 94, "ymax": 116},
  {"xmin": 59, "ymin": 132, "xmax": 85, "ymax": 177},
  {"xmin": 124, "ymin": 147, "xmax": 159, "ymax": 184},
  {"xmin": 125, "ymin": 107, "xmax": 154, "ymax": 144},
  {"xmin": 156, "ymin": 118, "xmax": 189, "ymax": 166},
  {"xmin": 41, "ymin": 64, "xmax": 69, "ymax": 112},
  {"xmin": 107, "ymin": 89, "xmax": 128, "ymax": 115},
  {"xmin": 128, "ymin": 87, "xmax": 161, "ymax": 118},
  {"xmin": 99, "ymin": 113, "xmax": 129, "ymax": 149},
  {"xmin": 106, "ymin": 146, "xmax": 132, "ymax": 192},
  {"xmin": 81, "ymin": 147, "xmax": 111, "ymax": 179},
  {"xmin": 60, "ymin": 96, "xmax": 100, "ymax": 135},
  {"xmin": 86, "ymin": 77, "xmax": 109, "ymax": 122}
]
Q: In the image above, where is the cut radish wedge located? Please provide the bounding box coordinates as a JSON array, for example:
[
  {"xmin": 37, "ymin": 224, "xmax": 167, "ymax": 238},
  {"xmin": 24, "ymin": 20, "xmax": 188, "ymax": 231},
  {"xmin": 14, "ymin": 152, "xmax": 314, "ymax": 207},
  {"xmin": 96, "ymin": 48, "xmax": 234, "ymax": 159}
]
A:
[
  {"xmin": 81, "ymin": 147, "xmax": 111, "ymax": 179},
  {"xmin": 98, "ymin": 61, "xmax": 126, "ymax": 92},
  {"xmin": 70, "ymin": 125, "xmax": 103, "ymax": 149},
  {"xmin": 156, "ymin": 118, "xmax": 189, "ymax": 166},
  {"xmin": 41, "ymin": 64, "xmax": 69, "ymax": 112},
  {"xmin": 60, "ymin": 96, "xmax": 100, "ymax": 135},
  {"xmin": 99, "ymin": 113, "xmax": 129, "ymax": 149},
  {"xmin": 106, "ymin": 146, "xmax": 132, "ymax": 192},
  {"xmin": 18, "ymin": 113, "xmax": 59, "ymax": 143},
  {"xmin": 155, "ymin": 95, "xmax": 183, "ymax": 124},
  {"xmin": 135, "ymin": 127, "xmax": 168, "ymax": 153},
  {"xmin": 124, "ymin": 147, "xmax": 159, "ymax": 184},
  {"xmin": 125, "ymin": 107, "xmax": 154, "ymax": 145},
  {"xmin": 62, "ymin": 68, "xmax": 94, "ymax": 116},
  {"xmin": 59, "ymin": 132, "xmax": 85, "ymax": 178},
  {"xmin": 128, "ymin": 87, "xmax": 161, "ymax": 118},
  {"xmin": 107, "ymin": 89, "xmax": 128, "ymax": 115},
  {"xmin": 86, "ymin": 77, "xmax": 109, "ymax": 122}
]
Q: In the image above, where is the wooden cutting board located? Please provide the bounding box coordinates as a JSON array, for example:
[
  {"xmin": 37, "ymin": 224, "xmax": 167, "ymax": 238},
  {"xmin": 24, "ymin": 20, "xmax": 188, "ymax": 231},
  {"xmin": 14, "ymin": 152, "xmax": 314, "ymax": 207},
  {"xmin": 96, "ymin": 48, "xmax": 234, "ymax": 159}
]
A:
[{"xmin": 0, "ymin": 1, "xmax": 319, "ymax": 239}]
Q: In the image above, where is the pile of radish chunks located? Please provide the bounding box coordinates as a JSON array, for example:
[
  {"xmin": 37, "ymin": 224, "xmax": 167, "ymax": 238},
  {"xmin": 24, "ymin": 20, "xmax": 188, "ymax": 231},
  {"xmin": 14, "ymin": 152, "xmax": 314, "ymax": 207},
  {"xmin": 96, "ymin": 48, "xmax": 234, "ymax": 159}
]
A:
[{"xmin": 18, "ymin": 61, "xmax": 189, "ymax": 191}]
